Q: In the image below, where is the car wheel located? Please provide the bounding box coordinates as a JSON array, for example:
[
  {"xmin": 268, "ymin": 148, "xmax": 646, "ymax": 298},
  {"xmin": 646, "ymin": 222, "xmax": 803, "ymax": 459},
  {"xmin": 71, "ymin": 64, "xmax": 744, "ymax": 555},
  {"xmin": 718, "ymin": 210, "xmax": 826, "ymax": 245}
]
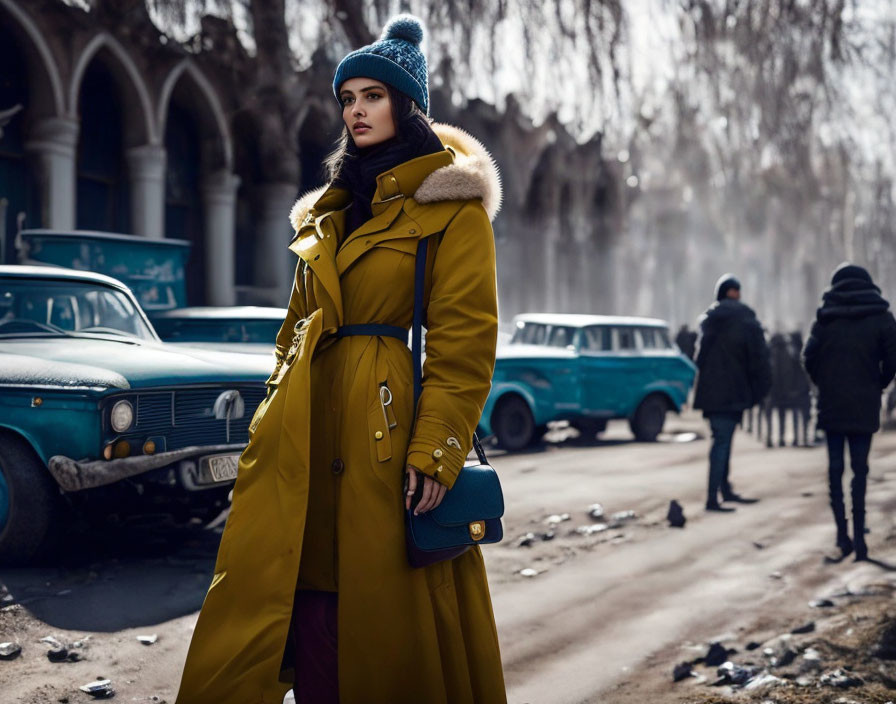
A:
[
  {"xmin": 630, "ymin": 395, "xmax": 668, "ymax": 442},
  {"xmin": 493, "ymin": 395, "xmax": 536, "ymax": 452},
  {"xmin": 0, "ymin": 433, "xmax": 61, "ymax": 564}
]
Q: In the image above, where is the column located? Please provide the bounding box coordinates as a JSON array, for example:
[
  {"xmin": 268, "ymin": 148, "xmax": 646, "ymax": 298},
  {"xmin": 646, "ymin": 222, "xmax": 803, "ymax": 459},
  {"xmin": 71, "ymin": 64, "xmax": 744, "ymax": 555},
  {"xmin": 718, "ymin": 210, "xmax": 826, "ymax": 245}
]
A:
[
  {"xmin": 254, "ymin": 182, "xmax": 298, "ymax": 305},
  {"xmin": 126, "ymin": 144, "xmax": 166, "ymax": 239},
  {"xmin": 201, "ymin": 169, "xmax": 241, "ymax": 306},
  {"xmin": 24, "ymin": 117, "xmax": 79, "ymax": 230}
]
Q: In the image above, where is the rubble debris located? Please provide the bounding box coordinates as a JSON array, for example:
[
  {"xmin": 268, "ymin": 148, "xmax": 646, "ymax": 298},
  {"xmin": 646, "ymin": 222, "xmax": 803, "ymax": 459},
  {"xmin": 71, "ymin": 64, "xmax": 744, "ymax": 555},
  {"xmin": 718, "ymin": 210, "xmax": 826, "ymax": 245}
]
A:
[
  {"xmin": 667, "ymin": 500, "xmax": 686, "ymax": 528},
  {"xmin": 79, "ymin": 679, "xmax": 114, "ymax": 698},
  {"xmin": 519, "ymin": 568, "xmax": 540, "ymax": 578},
  {"xmin": 40, "ymin": 635, "xmax": 64, "ymax": 649},
  {"xmin": 610, "ymin": 510, "xmax": 637, "ymax": 523},
  {"xmin": 672, "ymin": 662, "xmax": 693, "ymax": 682},
  {"xmin": 744, "ymin": 672, "xmax": 784, "ymax": 690},
  {"xmin": 769, "ymin": 571, "xmax": 783, "ymax": 580},
  {"xmin": 705, "ymin": 642, "xmax": 729, "ymax": 667},
  {"xmin": 774, "ymin": 648, "xmax": 797, "ymax": 667},
  {"xmin": 538, "ymin": 531, "xmax": 555, "ymax": 541},
  {"xmin": 137, "ymin": 634, "xmax": 158, "ymax": 646},
  {"xmin": 753, "ymin": 541, "xmax": 766, "ymax": 550},
  {"xmin": 819, "ymin": 668, "xmax": 863, "ymax": 688},
  {"xmin": 545, "ymin": 513, "xmax": 571, "ymax": 526},
  {"xmin": 516, "ymin": 533, "xmax": 536, "ymax": 548},
  {"xmin": 872, "ymin": 621, "xmax": 896, "ymax": 660},
  {"xmin": 575, "ymin": 524, "xmax": 609, "ymax": 536},
  {"xmin": 715, "ymin": 661, "xmax": 758, "ymax": 686},
  {"xmin": 0, "ymin": 641, "xmax": 21, "ymax": 659},
  {"xmin": 745, "ymin": 641, "xmax": 761, "ymax": 651},
  {"xmin": 802, "ymin": 647, "xmax": 821, "ymax": 662},
  {"xmin": 586, "ymin": 503, "xmax": 604, "ymax": 520},
  {"xmin": 48, "ymin": 646, "xmax": 70, "ymax": 662},
  {"xmin": 791, "ymin": 621, "xmax": 816, "ymax": 635},
  {"xmin": 809, "ymin": 598, "xmax": 835, "ymax": 608}
]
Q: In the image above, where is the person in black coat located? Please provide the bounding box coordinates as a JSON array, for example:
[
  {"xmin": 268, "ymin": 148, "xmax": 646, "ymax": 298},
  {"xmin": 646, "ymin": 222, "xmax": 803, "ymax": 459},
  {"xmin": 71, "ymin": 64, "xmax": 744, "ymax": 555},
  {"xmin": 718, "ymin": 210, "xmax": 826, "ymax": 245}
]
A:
[
  {"xmin": 802, "ymin": 263, "xmax": 896, "ymax": 560},
  {"xmin": 694, "ymin": 274, "xmax": 772, "ymax": 511}
]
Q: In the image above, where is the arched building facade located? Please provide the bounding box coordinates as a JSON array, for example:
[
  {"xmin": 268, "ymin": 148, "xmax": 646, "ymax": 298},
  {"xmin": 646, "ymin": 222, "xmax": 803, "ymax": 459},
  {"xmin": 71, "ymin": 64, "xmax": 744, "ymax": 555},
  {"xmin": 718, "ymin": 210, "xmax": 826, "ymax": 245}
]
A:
[{"xmin": 0, "ymin": 0, "xmax": 320, "ymax": 306}]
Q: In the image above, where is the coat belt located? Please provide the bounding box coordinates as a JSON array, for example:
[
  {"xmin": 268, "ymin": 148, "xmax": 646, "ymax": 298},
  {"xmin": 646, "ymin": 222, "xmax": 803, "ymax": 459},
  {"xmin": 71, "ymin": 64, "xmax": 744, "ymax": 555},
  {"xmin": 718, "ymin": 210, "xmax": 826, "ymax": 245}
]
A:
[{"xmin": 335, "ymin": 324, "xmax": 409, "ymax": 343}]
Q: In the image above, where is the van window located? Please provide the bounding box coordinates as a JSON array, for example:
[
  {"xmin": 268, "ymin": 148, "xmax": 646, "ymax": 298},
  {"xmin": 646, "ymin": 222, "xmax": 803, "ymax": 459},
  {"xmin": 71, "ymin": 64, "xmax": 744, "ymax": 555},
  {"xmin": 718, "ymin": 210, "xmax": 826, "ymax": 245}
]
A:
[
  {"xmin": 615, "ymin": 327, "xmax": 636, "ymax": 351},
  {"xmin": 511, "ymin": 322, "xmax": 548, "ymax": 345},
  {"xmin": 639, "ymin": 327, "xmax": 657, "ymax": 349},
  {"xmin": 547, "ymin": 325, "xmax": 575, "ymax": 348},
  {"xmin": 582, "ymin": 326, "xmax": 612, "ymax": 351}
]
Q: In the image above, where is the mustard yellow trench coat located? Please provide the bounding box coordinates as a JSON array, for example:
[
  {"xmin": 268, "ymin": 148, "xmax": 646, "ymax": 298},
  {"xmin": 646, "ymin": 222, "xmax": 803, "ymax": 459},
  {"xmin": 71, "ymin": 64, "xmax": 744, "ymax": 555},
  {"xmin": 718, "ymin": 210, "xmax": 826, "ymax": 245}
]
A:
[{"xmin": 176, "ymin": 125, "xmax": 507, "ymax": 704}]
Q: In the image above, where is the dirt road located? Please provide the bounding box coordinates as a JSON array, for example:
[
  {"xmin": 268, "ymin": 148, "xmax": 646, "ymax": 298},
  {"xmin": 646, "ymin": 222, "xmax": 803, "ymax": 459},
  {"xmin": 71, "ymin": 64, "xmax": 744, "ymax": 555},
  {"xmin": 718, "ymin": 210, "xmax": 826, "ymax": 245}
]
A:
[{"xmin": 2, "ymin": 412, "xmax": 895, "ymax": 703}]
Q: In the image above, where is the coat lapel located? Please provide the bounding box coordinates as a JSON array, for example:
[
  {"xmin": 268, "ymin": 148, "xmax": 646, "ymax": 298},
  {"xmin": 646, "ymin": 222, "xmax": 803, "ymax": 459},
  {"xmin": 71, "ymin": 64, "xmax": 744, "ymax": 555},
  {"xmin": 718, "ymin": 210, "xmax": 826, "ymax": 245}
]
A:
[{"xmin": 288, "ymin": 210, "xmax": 344, "ymax": 324}]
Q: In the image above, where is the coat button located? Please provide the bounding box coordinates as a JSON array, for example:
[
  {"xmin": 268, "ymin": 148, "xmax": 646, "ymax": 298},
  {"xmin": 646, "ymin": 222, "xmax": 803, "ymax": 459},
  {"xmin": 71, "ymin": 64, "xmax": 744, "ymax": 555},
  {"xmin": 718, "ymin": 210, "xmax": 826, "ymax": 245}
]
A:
[
  {"xmin": 432, "ymin": 449, "xmax": 443, "ymax": 459},
  {"xmin": 374, "ymin": 431, "xmax": 383, "ymax": 440},
  {"xmin": 436, "ymin": 465, "xmax": 444, "ymax": 474},
  {"xmin": 331, "ymin": 458, "xmax": 345, "ymax": 475}
]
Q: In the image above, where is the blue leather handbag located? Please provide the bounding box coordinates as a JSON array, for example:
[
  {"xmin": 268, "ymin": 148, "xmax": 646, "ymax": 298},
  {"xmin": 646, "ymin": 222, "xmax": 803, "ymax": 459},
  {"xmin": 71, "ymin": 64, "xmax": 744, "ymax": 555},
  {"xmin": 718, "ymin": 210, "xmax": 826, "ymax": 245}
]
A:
[{"xmin": 405, "ymin": 237, "xmax": 505, "ymax": 568}]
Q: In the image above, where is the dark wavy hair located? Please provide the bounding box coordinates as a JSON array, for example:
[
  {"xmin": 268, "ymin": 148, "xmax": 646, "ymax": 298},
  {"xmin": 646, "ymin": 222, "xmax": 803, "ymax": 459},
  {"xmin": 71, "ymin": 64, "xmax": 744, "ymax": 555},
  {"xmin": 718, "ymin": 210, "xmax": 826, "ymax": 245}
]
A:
[{"xmin": 323, "ymin": 84, "xmax": 429, "ymax": 182}]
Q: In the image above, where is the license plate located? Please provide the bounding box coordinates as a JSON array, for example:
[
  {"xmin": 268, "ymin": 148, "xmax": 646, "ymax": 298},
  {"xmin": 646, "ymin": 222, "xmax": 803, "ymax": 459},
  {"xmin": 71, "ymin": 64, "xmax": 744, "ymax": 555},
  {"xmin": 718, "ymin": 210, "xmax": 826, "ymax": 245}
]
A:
[{"xmin": 202, "ymin": 453, "xmax": 240, "ymax": 483}]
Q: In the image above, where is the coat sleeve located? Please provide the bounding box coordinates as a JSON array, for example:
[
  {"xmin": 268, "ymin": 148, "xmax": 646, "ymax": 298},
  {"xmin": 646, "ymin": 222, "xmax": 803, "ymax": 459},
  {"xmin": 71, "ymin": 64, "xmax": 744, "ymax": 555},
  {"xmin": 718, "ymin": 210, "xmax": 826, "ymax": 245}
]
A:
[
  {"xmin": 880, "ymin": 312, "xmax": 896, "ymax": 389},
  {"xmin": 406, "ymin": 203, "xmax": 498, "ymax": 489},
  {"xmin": 747, "ymin": 322, "xmax": 772, "ymax": 403},
  {"xmin": 267, "ymin": 260, "xmax": 307, "ymax": 386},
  {"xmin": 802, "ymin": 321, "xmax": 822, "ymax": 385}
]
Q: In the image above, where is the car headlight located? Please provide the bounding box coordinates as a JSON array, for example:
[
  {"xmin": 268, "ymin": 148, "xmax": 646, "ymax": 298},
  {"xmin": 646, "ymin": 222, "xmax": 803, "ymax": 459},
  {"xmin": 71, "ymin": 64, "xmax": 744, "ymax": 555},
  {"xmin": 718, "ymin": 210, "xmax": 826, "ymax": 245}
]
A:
[{"xmin": 110, "ymin": 400, "xmax": 134, "ymax": 433}]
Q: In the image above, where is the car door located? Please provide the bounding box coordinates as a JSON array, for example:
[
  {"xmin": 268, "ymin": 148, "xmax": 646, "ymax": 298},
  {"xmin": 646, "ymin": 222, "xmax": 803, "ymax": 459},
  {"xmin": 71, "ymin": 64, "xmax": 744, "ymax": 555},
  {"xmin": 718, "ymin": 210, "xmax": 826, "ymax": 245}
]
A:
[{"xmin": 579, "ymin": 325, "xmax": 624, "ymax": 415}]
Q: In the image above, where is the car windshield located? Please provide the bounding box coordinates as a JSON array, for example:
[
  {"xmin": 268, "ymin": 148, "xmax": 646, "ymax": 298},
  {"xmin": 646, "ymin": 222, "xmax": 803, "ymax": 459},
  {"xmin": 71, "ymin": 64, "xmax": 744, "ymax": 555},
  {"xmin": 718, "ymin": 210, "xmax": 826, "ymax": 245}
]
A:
[
  {"xmin": 0, "ymin": 277, "xmax": 156, "ymax": 340},
  {"xmin": 511, "ymin": 322, "xmax": 548, "ymax": 345}
]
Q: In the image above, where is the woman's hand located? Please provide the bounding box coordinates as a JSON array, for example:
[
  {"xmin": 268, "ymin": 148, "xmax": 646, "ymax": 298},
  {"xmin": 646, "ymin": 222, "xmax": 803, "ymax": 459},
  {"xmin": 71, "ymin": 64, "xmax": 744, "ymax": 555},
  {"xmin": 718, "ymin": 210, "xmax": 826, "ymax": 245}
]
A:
[{"xmin": 405, "ymin": 466, "xmax": 447, "ymax": 515}]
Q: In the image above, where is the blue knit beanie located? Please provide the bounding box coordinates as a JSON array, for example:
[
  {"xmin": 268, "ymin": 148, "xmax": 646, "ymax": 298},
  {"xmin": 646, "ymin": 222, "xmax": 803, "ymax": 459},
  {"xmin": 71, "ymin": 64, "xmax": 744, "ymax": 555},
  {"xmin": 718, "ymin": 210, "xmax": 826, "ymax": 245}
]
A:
[{"xmin": 332, "ymin": 14, "xmax": 429, "ymax": 115}]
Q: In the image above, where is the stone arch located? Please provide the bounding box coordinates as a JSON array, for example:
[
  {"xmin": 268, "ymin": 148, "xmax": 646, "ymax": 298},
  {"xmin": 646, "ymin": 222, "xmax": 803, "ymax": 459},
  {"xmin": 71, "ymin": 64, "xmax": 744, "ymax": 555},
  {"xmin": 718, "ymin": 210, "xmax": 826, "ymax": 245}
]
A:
[
  {"xmin": 69, "ymin": 33, "xmax": 156, "ymax": 146},
  {"xmin": 0, "ymin": 0, "xmax": 65, "ymax": 118},
  {"xmin": 158, "ymin": 59, "xmax": 233, "ymax": 171},
  {"xmin": 293, "ymin": 100, "xmax": 338, "ymax": 194}
]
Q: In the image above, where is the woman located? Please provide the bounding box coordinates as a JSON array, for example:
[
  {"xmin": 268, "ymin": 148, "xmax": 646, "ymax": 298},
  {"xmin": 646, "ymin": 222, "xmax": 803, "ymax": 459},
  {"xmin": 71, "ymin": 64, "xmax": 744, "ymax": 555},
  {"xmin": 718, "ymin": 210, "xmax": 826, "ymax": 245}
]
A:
[
  {"xmin": 803, "ymin": 263, "xmax": 896, "ymax": 561},
  {"xmin": 176, "ymin": 14, "xmax": 507, "ymax": 704}
]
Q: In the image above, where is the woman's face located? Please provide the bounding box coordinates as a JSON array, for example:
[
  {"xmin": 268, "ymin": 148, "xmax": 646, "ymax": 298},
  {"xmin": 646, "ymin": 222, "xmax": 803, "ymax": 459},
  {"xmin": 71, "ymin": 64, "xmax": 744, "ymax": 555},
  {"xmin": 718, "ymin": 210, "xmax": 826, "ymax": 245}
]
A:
[{"xmin": 340, "ymin": 77, "xmax": 396, "ymax": 148}]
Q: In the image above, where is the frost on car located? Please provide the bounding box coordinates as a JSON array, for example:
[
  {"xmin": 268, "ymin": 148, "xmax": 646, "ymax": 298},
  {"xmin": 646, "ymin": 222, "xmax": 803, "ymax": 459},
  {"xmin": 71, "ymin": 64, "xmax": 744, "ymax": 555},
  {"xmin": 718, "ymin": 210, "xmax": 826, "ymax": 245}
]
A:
[
  {"xmin": 479, "ymin": 314, "xmax": 697, "ymax": 451},
  {"xmin": 0, "ymin": 266, "xmax": 274, "ymax": 563}
]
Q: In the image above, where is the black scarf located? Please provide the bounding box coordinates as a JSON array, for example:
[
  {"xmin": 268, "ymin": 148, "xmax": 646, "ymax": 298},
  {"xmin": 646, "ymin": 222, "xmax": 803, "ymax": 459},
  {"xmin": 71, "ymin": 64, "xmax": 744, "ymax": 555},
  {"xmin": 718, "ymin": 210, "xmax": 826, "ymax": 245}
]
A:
[
  {"xmin": 334, "ymin": 115, "xmax": 445, "ymax": 238},
  {"xmin": 817, "ymin": 277, "xmax": 890, "ymax": 322}
]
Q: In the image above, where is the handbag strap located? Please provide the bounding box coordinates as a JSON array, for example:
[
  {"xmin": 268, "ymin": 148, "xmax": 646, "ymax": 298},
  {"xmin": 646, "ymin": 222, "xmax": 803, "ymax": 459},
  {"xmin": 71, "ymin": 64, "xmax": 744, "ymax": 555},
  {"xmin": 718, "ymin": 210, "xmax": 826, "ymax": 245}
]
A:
[{"xmin": 412, "ymin": 238, "xmax": 489, "ymax": 466}]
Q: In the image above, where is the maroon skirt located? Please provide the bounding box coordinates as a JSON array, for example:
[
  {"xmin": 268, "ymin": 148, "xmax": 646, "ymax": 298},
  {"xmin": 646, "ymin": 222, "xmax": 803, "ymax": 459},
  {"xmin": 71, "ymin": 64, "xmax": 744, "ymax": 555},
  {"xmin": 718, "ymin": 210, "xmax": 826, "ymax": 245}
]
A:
[{"xmin": 291, "ymin": 589, "xmax": 338, "ymax": 704}]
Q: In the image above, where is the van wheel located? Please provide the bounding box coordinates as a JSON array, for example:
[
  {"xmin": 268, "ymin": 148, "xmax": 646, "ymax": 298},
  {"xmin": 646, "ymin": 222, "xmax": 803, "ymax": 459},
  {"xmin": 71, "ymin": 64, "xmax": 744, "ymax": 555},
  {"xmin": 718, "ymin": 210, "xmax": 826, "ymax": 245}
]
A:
[
  {"xmin": 630, "ymin": 395, "xmax": 668, "ymax": 442},
  {"xmin": 493, "ymin": 395, "xmax": 536, "ymax": 452},
  {"xmin": 0, "ymin": 434, "xmax": 61, "ymax": 565}
]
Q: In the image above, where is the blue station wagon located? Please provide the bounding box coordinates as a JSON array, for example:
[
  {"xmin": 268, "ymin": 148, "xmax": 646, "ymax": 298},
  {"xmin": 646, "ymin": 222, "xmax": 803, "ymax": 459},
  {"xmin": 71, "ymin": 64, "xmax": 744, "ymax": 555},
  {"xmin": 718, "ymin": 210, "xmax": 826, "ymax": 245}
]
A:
[
  {"xmin": 0, "ymin": 266, "xmax": 274, "ymax": 563},
  {"xmin": 479, "ymin": 314, "xmax": 697, "ymax": 450}
]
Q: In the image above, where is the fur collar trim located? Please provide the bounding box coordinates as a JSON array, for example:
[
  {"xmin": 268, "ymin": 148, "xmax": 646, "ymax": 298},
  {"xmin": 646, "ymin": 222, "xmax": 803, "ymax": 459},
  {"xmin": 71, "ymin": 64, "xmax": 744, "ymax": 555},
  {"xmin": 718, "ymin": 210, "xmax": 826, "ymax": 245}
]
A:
[{"xmin": 289, "ymin": 122, "xmax": 502, "ymax": 232}]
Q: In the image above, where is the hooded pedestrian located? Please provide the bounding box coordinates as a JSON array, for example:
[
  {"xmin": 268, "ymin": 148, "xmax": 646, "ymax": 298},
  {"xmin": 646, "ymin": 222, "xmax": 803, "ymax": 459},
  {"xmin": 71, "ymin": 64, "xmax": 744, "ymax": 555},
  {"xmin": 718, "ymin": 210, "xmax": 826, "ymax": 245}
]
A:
[
  {"xmin": 802, "ymin": 263, "xmax": 896, "ymax": 561},
  {"xmin": 693, "ymin": 274, "xmax": 772, "ymax": 511},
  {"xmin": 176, "ymin": 14, "xmax": 506, "ymax": 703}
]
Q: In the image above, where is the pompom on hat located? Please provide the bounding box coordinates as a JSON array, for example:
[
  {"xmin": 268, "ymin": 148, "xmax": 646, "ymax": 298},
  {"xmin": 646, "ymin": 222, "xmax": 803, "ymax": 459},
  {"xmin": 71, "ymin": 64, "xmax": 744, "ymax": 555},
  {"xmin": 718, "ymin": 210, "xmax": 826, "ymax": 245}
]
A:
[{"xmin": 333, "ymin": 14, "xmax": 430, "ymax": 114}]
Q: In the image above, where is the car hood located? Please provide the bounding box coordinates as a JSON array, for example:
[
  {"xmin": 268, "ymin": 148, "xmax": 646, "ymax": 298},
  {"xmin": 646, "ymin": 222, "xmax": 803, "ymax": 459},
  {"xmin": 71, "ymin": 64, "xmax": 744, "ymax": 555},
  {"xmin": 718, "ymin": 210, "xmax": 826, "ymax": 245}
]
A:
[{"xmin": 0, "ymin": 338, "xmax": 275, "ymax": 389}]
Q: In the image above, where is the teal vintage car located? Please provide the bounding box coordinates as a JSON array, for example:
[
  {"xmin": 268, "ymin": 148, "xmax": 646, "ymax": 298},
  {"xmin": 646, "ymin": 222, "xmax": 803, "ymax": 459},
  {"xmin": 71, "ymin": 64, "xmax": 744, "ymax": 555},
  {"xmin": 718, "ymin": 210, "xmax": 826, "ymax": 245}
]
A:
[
  {"xmin": 0, "ymin": 265, "xmax": 274, "ymax": 563},
  {"xmin": 479, "ymin": 314, "xmax": 697, "ymax": 450},
  {"xmin": 151, "ymin": 306, "xmax": 286, "ymax": 355}
]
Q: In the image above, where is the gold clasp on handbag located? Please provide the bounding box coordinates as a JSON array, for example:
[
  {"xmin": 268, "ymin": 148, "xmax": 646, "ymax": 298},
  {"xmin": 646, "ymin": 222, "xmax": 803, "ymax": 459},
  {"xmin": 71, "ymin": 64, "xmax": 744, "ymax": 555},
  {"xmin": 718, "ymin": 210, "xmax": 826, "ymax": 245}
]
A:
[{"xmin": 469, "ymin": 521, "xmax": 486, "ymax": 541}]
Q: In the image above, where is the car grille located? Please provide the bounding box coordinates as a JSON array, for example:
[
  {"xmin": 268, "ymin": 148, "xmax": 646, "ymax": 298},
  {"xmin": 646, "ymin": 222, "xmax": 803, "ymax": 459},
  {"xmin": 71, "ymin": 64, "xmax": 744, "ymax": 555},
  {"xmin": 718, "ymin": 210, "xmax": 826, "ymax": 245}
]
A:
[{"xmin": 134, "ymin": 386, "xmax": 266, "ymax": 449}]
